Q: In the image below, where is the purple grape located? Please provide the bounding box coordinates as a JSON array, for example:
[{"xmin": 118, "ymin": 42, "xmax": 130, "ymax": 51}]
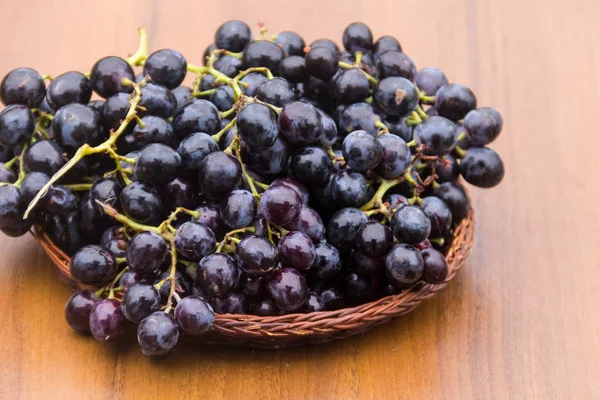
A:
[
  {"xmin": 89, "ymin": 299, "xmax": 126, "ymax": 342},
  {"xmin": 235, "ymin": 235, "xmax": 278, "ymax": 277},
  {"xmin": 267, "ymin": 268, "xmax": 308, "ymax": 312},
  {"xmin": 278, "ymin": 231, "xmax": 316, "ymax": 271},
  {"xmin": 174, "ymin": 295, "xmax": 214, "ymax": 335},
  {"xmin": 137, "ymin": 312, "xmax": 179, "ymax": 358},
  {"xmin": 64, "ymin": 291, "xmax": 98, "ymax": 334},
  {"xmin": 260, "ymin": 184, "xmax": 302, "ymax": 226},
  {"xmin": 196, "ymin": 253, "xmax": 238, "ymax": 298}
]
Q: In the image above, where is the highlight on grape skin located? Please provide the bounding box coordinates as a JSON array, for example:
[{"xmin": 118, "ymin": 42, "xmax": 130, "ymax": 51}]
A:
[{"xmin": 0, "ymin": 20, "xmax": 505, "ymax": 358}]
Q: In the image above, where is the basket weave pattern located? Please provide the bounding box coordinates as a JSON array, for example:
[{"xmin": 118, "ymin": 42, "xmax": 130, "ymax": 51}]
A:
[{"xmin": 32, "ymin": 212, "xmax": 474, "ymax": 349}]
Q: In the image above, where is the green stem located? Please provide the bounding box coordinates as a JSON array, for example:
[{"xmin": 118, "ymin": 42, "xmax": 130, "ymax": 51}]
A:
[
  {"xmin": 454, "ymin": 146, "xmax": 468, "ymax": 158},
  {"xmin": 95, "ymin": 201, "xmax": 168, "ymax": 239},
  {"xmin": 3, "ymin": 156, "xmax": 18, "ymax": 170},
  {"xmin": 360, "ymin": 176, "xmax": 405, "ymax": 211},
  {"xmin": 216, "ymin": 226, "xmax": 254, "ymax": 252},
  {"xmin": 211, "ymin": 117, "xmax": 236, "ymax": 143},
  {"xmin": 126, "ymin": 27, "xmax": 149, "ymax": 66},
  {"xmin": 62, "ymin": 183, "xmax": 93, "ymax": 191},
  {"xmin": 158, "ymin": 207, "xmax": 201, "ymax": 232},
  {"xmin": 108, "ymin": 267, "xmax": 130, "ymax": 299},
  {"xmin": 415, "ymin": 105, "xmax": 428, "ymax": 120},
  {"xmin": 164, "ymin": 245, "xmax": 178, "ymax": 313}
]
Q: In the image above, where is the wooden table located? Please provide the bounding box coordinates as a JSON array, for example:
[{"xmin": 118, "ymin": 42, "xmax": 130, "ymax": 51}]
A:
[{"xmin": 1, "ymin": 1, "xmax": 598, "ymax": 399}]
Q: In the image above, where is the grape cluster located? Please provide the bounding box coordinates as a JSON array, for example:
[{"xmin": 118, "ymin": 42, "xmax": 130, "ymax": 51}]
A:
[{"xmin": 0, "ymin": 21, "xmax": 505, "ymax": 357}]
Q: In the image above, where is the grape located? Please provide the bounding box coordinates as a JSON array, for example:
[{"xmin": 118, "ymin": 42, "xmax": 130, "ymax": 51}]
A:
[
  {"xmin": 435, "ymin": 84, "xmax": 477, "ymax": 121},
  {"xmin": 259, "ymin": 184, "xmax": 302, "ymax": 226},
  {"xmin": 239, "ymin": 273, "xmax": 266, "ymax": 297},
  {"xmin": 70, "ymin": 245, "xmax": 117, "ymax": 285},
  {"xmin": 305, "ymin": 46, "xmax": 338, "ymax": 81},
  {"xmin": 278, "ymin": 231, "xmax": 316, "ymax": 271},
  {"xmin": 174, "ymin": 222, "xmax": 216, "ymax": 261},
  {"xmin": 421, "ymin": 197, "xmax": 453, "ymax": 237},
  {"xmin": 242, "ymin": 40, "xmax": 285, "ymax": 71},
  {"xmin": 135, "ymin": 143, "xmax": 181, "ymax": 185},
  {"xmin": 193, "ymin": 203, "xmax": 226, "ymax": 240},
  {"xmin": 121, "ymin": 283, "xmax": 161, "ymax": 323},
  {"xmin": 326, "ymin": 207, "xmax": 368, "ymax": 250},
  {"xmin": 47, "ymin": 71, "xmax": 92, "ymax": 109},
  {"xmin": 433, "ymin": 154, "xmax": 459, "ymax": 183},
  {"xmin": 221, "ymin": 189, "xmax": 256, "ymax": 229},
  {"xmin": 373, "ymin": 36, "xmax": 402, "ymax": 57},
  {"xmin": 374, "ymin": 133, "xmax": 411, "ymax": 179},
  {"xmin": 196, "ymin": 253, "xmax": 238, "ymax": 298},
  {"xmin": 177, "ymin": 132, "xmax": 219, "ymax": 171},
  {"xmin": 240, "ymin": 72, "xmax": 268, "ymax": 96},
  {"xmin": 376, "ymin": 51, "xmax": 416, "ymax": 80},
  {"xmin": 334, "ymin": 69, "xmax": 370, "ymax": 104},
  {"xmin": 174, "ymin": 295, "xmax": 214, "ymax": 335},
  {"xmin": 22, "ymin": 140, "xmax": 66, "ymax": 175},
  {"xmin": 374, "ymin": 77, "xmax": 418, "ymax": 118},
  {"xmin": 172, "ymin": 99, "xmax": 220, "ymax": 139},
  {"xmin": 139, "ymin": 82, "xmax": 177, "ymax": 118},
  {"xmin": 270, "ymin": 177, "xmax": 309, "ymax": 204},
  {"xmin": 250, "ymin": 299, "xmax": 279, "ymax": 316},
  {"xmin": 267, "ymin": 268, "xmax": 307, "ymax": 312},
  {"xmin": 310, "ymin": 243, "xmax": 342, "ymax": 280},
  {"xmin": 319, "ymin": 286, "xmax": 345, "ymax": 310},
  {"xmin": 290, "ymin": 146, "xmax": 332, "ymax": 187},
  {"xmin": 163, "ymin": 177, "xmax": 198, "ymax": 210},
  {"xmin": 90, "ymin": 177, "xmax": 121, "ymax": 212},
  {"xmin": 126, "ymin": 231, "xmax": 169, "ymax": 275},
  {"xmin": 104, "ymin": 238, "xmax": 128, "ymax": 258},
  {"xmin": 274, "ymin": 31, "xmax": 305, "ymax": 56},
  {"xmin": 279, "ymin": 56, "xmax": 306, "ymax": 83},
  {"xmin": 385, "ymin": 244, "xmax": 424, "ymax": 286},
  {"xmin": 172, "ymin": 86, "xmax": 192, "ymax": 111},
  {"xmin": 338, "ymin": 102, "xmax": 380, "ymax": 137},
  {"xmin": 351, "ymin": 251, "xmax": 384, "ymax": 276},
  {"xmin": 310, "ymin": 38, "xmax": 340, "ymax": 54},
  {"xmin": 460, "ymin": 147, "xmax": 505, "ymax": 188},
  {"xmin": 288, "ymin": 206, "xmax": 324, "ymax": 242},
  {"xmin": 421, "ymin": 248, "xmax": 448, "ymax": 284},
  {"xmin": 414, "ymin": 116, "xmax": 458, "ymax": 156},
  {"xmin": 53, "ymin": 104, "xmax": 103, "ymax": 151},
  {"xmin": 463, "ymin": 108, "xmax": 503, "ymax": 146},
  {"xmin": 89, "ymin": 56, "xmax": 134, "ymax": 98},
  {"xmin": 215, "ymin": 20, "xmax": 252, "ymax": 52},
  {"xmin": 235, "ymin": 235, "xmax": 278, "ymax": 276},
  {"xmin": 257, "ymin": 77, "xmax": 295, "ymax": 107},
  {"xmin": 303, "ymin": 291, "xmax": 325, "ymax": 312},
  {"xmin": 0, "ymin": 105, "xmax": 35, "ymax": 146},
  {"xmin": 278, "ymin": 101, "xmax": 324, "ymax": 146},
  {"xmin": 211, "ymin": 292, "xmax": 247, "ymax": 314},
  {"xmin": 240, "ymin": 135, "xmax": 289, "ymax": 176},
  {"xmin": 213, "ymin": 55, "xmax": 243, "ymax": 77},
  {"xmin": 0, "ymin": 163, "xmax": 16, "ymax": 183},
  {"xmin": 415, "ymin": 67, "xmax": 448, "ymax": 97},
  {"xmin": 0, "ymin": 67, "xmax": 46, "ymax": 107},
  {"xmin": 120, "ymin": 181, "xmax": 162, "ymax": 223},
  {"xmin": 89, "ymin": 299, "xmax": 126, "ymax": 342},
  {"xmin": 46, "ymin": 186, "xmax": 77, "ymax": 215},
  {"xmin": 342, "ymin": 130, "xmax": 382, "ymax": 171},
  {"xmin": 125, "ymin": 115, "xmax": 175, "ymax": 151},
  {"xmin": 137, "ymin": 312, "xmax": 179, "ymax": 358},
  {"xmin": 236, "ymin": 103, "xmax": 279, "ymax": 151},
  {"xmin": 342, "ymin": 22, "xmax": 373, "ymax": 53},
  {"xmin": 390, "ymin": 205, "xmax": 431, "ymax": 244},
  {"xmin": 143, "ymin": 49, "xmax": 187, "ymax": 89},
  {"xmin": 64, "ymin": 291, "xmax": 98, "ymax": 334},
  {"xmin": 343, "ymin": 272, "xmax": 371, "ymax": 302},
  {"xmin": 101, "ymin": 92, "xmax": 130, "ymax": 130},
  {"xmin": 198, "ymin": 151, "xmax": 242, "ymax": 199},
  {"xmin": 356, "ymin": 221, "xmax": 393, "ymax": 257},
  {"xmin": 317, "ymin": 108, "xmax": 338, "ymax": 147},
  {"xmin": 330, "ymin": 169, "xmax": 368, "ymax": 207},
  {"xmin": 210, "ymin": 86, "xmax": 235, "ymax": 111},
  {"xmin": 433, "ymin": 182, "xmax": 471, "ymax": 223},
  {"xmin": 200, "ymin": 74, "xmax": 218, "ymax": 92}
]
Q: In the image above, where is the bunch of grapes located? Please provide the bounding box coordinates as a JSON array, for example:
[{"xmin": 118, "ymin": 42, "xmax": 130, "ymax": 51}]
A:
[{"xmin": 0, "ymin": 21, "xmax": 504, "ymax": 357}]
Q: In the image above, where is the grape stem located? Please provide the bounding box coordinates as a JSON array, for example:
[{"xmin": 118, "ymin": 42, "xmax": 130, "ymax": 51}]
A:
[
  {"xmin": 127, "ymin": 27, "xmax": 149, "ymax": 66},
  {"xmin": 454, "ymin": 146, "xmax": 468, "ymax": 158},
  {"xmin": 62, "ymin": 183, "xmax": 93, "ymax": 191},
  {"xmin": 3, "ymin": 155, "xmax": 19, "ymax": 170},
  {"xmin": 163, "ymin": 245, "xmax": 178, "ymax": 313},
  {"xmin": 216, "ymin": 226, "xmax": 255, "ymax": 253},
  {"xmin": 360, "ymin": 175, "xmax": 405, "ymax": 212}
]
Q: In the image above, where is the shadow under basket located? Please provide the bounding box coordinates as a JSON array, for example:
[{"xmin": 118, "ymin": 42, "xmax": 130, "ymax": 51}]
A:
[{"xmin": 32, "ymin": 211, "xmax": 475, "ymax": 350}]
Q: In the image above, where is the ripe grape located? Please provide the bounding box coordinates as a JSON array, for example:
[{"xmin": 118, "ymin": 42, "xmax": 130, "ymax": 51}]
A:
[
  {"xmin": 330, "ymin": 169, "xmax": 368, "ymax": 207},
  {"xmin": 334, "ymin": 69, "xmax": 370, "ymax": 104},
  {"xmin": 373, "ymin": 35, "xmax": 402, "ymax": 57},
  {"xmin": 137, "ymin": 312, "xmax": 179, "ymax": 358},
  {"xmin": 174, "ymin": 222, "xmax": 216, "ymax": 261},
  {"xmin": 126, "ymin": 231, "xmax": 169, "ymax": 275},
  {"xmin": 420, "ymin": 248, "xmax": 448, "ymax": 284},
  {"xmin": 433, "ymin": 182, "xmax": 471, "ymax": 223},
  {"xmin": 267, "ymin": 268, "xmax": 307, "ymax": 312},
  {"xmin": 259, "ymin": 184, "xmax": 302, "ymax": 226},
  {"xmin": 22, "ymin": 140, "xmax": 66, "ymax": 175},
  {"xmin": 390, "ymin": 205, "xmax": 431, "ymax": 244},
  {"xmin": 64, "ymin": 291, "xmax": 98, "ymax": 334},
  {"xmin": 342, "ymin": 130, "xmax": 383, "ymax": 171},
  {"xmin": 242, "ymin": 40, "xmax": 285, "ymax": 71},
  {"xmin": 356, "ymin": 221, "xmax": 393, "ymax": 257},
  {"xmin": 196, "ymin": 253, "xmax": 238, "ymax": 297},
  {"xmin": 174, "ymin": 295, "xmax": 214, "ymax": 335},
  {"xmin": 235, "ymin": 235, "xmax": 278, "ymax": 276},
  {"xmin": 0, "ymin": 67, "xmax": 46, "ymax": 107},
  {"xmin": 215, "ymin": 20, "xmax": 252, "ymax": 52},
  {"xmin": 460, "ymin": 147, "xmax": 505, "ymax": 188},
  {"xmin": 221, "ymin": 189, "xmax": 256, "ymax": 229},
  {"xmin": 89, "ymin": 56, "xmax": 134, "ymax": 98},
  {"xmin": 177, "ymin": 132, "xmax": 219, "ymax": 171},
  {"xmin": 70, "ymin": 245, "xmax": 117, "ymax": 285},
  {"xmin": 288, "ymin": 206, "xmax": 324, "ymax": 242},
  {"xmin": 143, "ymin": 49, "xmax": 187, "ymax": 89},
  {"xmin": 256, "ymin": 77, "xmax": 295, "ymax": 107},
  {"xmin": 290, "ymin": 146, "xmax": 332, "ymax": 187},
  {"xmin": 374, "ymin": 77, "xmax": 418, "ymax": 118},
  {"xmin": 376, "ymin": 51, "xmax": 416, "ymax": 80},
  {"xmin": 414, "ymin": 116, "xmax": 458, "ymax": 156},
  {"xmin": 374, "ymin": 133, "xmax": 411, "ymax": 179},
  {"xmin": 420, "ymin": 196, "xmax": 453, "ymax": 237},
  {"xmin": 53, "ymin": 104, "xmax": 103, "ymax": 151},
  {"xmin": 303, "ymin": 291, "xmax": 325, "ymax": 312},
  {"xmin": 89, "ymin": 299, "xmax": 126, "ymax": 342},
  {"xmin": 278, "ymin": 231, "xmax": 316, "ymax": 271},
  {"xmin": 47, "ymin": 71, "xmax": 92, "ymax": 109},
  {"xmin": 278, "ymin": 101, "xmax": 324, "ymax": 146},
  {"xmin": 415, "ymin": 67, "xmax": 448, "ymax": 96},
  {"xmin": 139, "ymin": 82, "xmax": 177, "ymax": 118},
  {"xmin": 211, "ymin": 292, "xmax": 248, "ymax": 314},
  {"xmin": 121, "ymin": 283, "xmax": 161, "ymax": 323},
  {"xmin": 305, "ymin": 46, "xmax": 338, "ymax": 81},
  {"xmin": 135, "ymin": 143, "xmax": 181, "ymax": 185},
  {"xmin": 172, "ymin": 99, "xmax": 220, "ymax": 139},
  {"xmin": 250, "ymin": 299, "xmax": 279, "ymax": 316},
  {"xmin": 0, "ymin": 105, "xmax": 35, "ymax": 146},
  {"xmin": 274, "ymin": 31, "xmax": 305, "ymax": 56},
  {"xmin": 385, "ymin": 244, "xmax": 424, "ymax": 286},
  {"xmin": 326, "ymin": 207, "xmax": 368, "ymax": 250},
  {"xmin": 279, "ymin": 56, "xmax": 306, "ymax": 83},
  {"xmin": 463, "ymin": 107, "xmax": 503, "ymax": 146},
  {"xmin": 198, "ymin": 151, "xmax": 242, "ymax": 199},
  {"xmin": 236, "ymin": 103, "xmax": 279, "ymax": 151},
  {"xmin": 210, "ymin": 85, "xmax": 235, "ymax": 111},
  {"xmin": 435, "ymin": 83, "xmax": 477, "ymax": 121},
  {"xmin": 342, "ymin": 22, "xmax": 373, "ymax": 53},
  {"xmin": 120, "ymin": 181, "xmax": 163, "ymax": 224}
]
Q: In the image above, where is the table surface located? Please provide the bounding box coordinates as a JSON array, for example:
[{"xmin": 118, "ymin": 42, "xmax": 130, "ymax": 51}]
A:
[{"xmin": 1, "ymin": 1, "xmax": 599, "ymax": 399}]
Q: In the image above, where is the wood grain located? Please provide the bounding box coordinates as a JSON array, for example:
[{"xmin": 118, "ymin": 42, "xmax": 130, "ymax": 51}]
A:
[{"xmin": 0, "ymin": 0, "xmax": 599, "ymax": 399}]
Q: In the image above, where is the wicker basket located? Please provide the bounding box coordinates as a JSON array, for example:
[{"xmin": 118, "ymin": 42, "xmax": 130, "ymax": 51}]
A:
[{"xmin": 32, "ymin": 211, "xmax": 474, "ymax": 349}]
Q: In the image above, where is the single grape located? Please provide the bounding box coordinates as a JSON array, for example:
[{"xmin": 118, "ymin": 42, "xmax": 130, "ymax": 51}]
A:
[
  {"xmin": 172, "ymin": 86, "xmax": 192, "ymax": 111},
  {"xmin": 172, "ymin": 99, "xmax": 220, "ymax": 139},
  {"xmin": 101, "ymin": 92, "xmax": 130, "ymax": 130},
  {"xmin": 288, "ymin": 206, "xmax": 324, "ymax": 242},
  {"xmin": 385, "ymin": 244, "xmax": 424, "ymax": 286},
  {"xmin": 331, "ymin": 169, "xmax": 368, "ymax": 207},
  {"xmin": 121, "ymin": 283, "xmax": 161, "ymax": 323},
  {"xmin": 459, "ymin": 147, "xmax": 505, "ymax": 188},
  {"xmin": 193, "ymin": 203, "xmax": 227, "ymax": 240},
  {"xmin": 176, "ymin": 132, "xmax": 219, "ymax": 171},
  {"xmin": 433, "ymin": 154, "xmax": 460, "ymax": 183},
  {"xmin": 319, "ymin": 286, "xmax": 345, "ymax": 310},
  {"xmin": 342, "ymin": 22, "xmax": 373, "ymax": 53},
  {"xmin": 236, "ymin": 103, "xmax": 279, "ymax": 151},
  {"xmin": 135, "ymin": 143, "xmax": 181, "ymax": 186},
  {"xmin": 374, "ymin": 133, "xmax": 411, "ymax": 179},
  {"xmin": 373, "ymin": 35, "xmax": 402, "ymax": 57},
  {"xmin": 433, "ymin": 182, "xmax": 471, "ymax": 223},
  {"xmin": 215, "ymin": 20, "xmax": 252, "ymax": 52},
  {"xmin": 351, "ymin": 251, "xmax": 384, "ymax": 276},
  {"xmin": 310, "ymin": 243, "xmax": 342, "ymax": 280},
  {"xmin": 89, "ymin": 299, "xmax": 126, "ymax": 342},
  {"xmin": 221, "ymin": 189, "xmax": 256, "ymax": 229},
  {"xmin": 290, "ymin": 146, "xmax": 332, "ymax": 187},
  {"xmin": 174, "ymin": 222, "xmax": 216, "ymax": 261},
  {"xmin": 196, "ymin": 253, "xmax": 238, "ymax": 298},
  {"xmin": 235, "ymin": 235, "xmax": 278, "ymax": 277},
  {"xmin": 198, "ymin": 151, "xmax": 242, "ymax": 199},
  {"xmin": 274, "ymin": 31, "xmax": 306, "ymax": 56},
  {"xmin": 435, "ymin": 83, "xmax": 477, "ymax": 121},
  {"xmin": 210, "ymin": 85, "xmax": 235, "ymax": 111},
  {"xmin": 356, "ymin": 221, "xmax": 393, "ymax": 257},
  {"xmin": 326, "ymin": 207, "xmax": 368, "ymax": 250},
  {"xmin": 338, "ymin": 102, "xmax": 381, "ymax": 137},
  {"xmin": 390, "ymin": 205, "xmax": 431, "ymax": 244},
  {"xmin": 342, "ymin": 130, "xmax": 383, "ymax": 171},
  {"xmin": 421, "ymin": 248, "xmax": 448, "ymax": 284},
  {"xmin": 242, "ymin": 40, "xmax": 285, "ymax": 71},
  {"xmin": 143, "ymin": 49, "xmax": 187, "ymax": 89},
  {"xmin": 47, "ymin": 71, "xmax": 92, "ymax": 109},
  {"xmin": 22, "ymin": 140, "xmax": 66, "ymax": 175},
  {"xmin": 240, "ymin": 72, "xmax": 268, "ymax": 96},
  {"xmin": 125, "ymin": 115, "xmax": 175, "ymax": 151},
  {"xmin": 279, "ymin": 56, "xmax": 306, "ymax": 83},
  {"xmin": 0, "ymin": 67, "xmax": 46, "ymax": 107},
  {"xmin": 240, "ymin": 135, "xmax": 289, "ymax": 176},
  {"xmin": 250, "ymin": 299, "xmax": 280, "ymax": 316},
  {"xmin": 421, "ymin": 196, "xmax": 453, "ymax": 237},
  {"xmin": 463, "ymin": 107, "xmax": 503, "ymax": 146},
  {"xmin": 259, "ymin": 184, "xmax": 302, "ymax": 226},
  {"xmin": 70, "ymin": 245, "xmax": 117, "ymax": 285},
  {"xmin": 373, "ymin": 77, "xmax": 418, "ymax": 118},
  {"xmin": 334, "ymin": 69, "xmax": 370, "ymax": 104},
  {"xmin": 45, "ymin": 186, "xmax": 77, "ymax": 215},
  {"xmin": 305, "ymin": 46, "xmax": 338, "ymax": 81},
  {"xmin": 64, "ymin": 291, "xmax": 98, "ymax": 334},
  {"xmin": 89, "ymin": 56, "xmax": 134, "ymax": 98},
  {"xmin": 310, "ymin": 38, "xmax": 340, "ymax": 54},
  {"xmin": 139, "ymin": 82, "xmax": 177, "ymax": 118},
  {"xmin": 0, "ymin": 163, "xmax": 16, "ymax": 183},
  {"xmin": 270, "ymin": 177, "xmax": 309, "ymax": 205},
  {"xmin": 53, "ymin": 104, "xmax": 103, "ymax": 151},
  {"xmin": 278, "ymin": 101, "xmax": 324, "ymax": 146},
  {"xmin": 210, "ymin": 292, "xmax": 247, "ymax": 314},
  {"xmin": 415, "ymin": 67, "xmax": 448, "ymax": 97},
  {"xmin": 256, "ymin": 77, "xmax": 295, "ymax": 107},
  {"xmin": 376, "ymin": 51, "xmax": 416, "ymax": 80},
  {"xmin": 303, "ymin": 291, "xmax": 325, "ymax": 312},
  {"xmin": 90, "ymin": 177, "xmax": 121, "ymax": 213},
  {"xmin": 317, "ymin": 108, "xmax": 338, "ymax": 147},
  {"xmin": 104, "ymin": 238, "xmax": 128, "ymax": 258},
  {"xmin": 137, "ymin": 312, "xmax": 179, "ymax": 358},
  {"xmin": 414, "ymin": 116, "xmax": 458, "ymax": 156},
  {"xmin": 267, "ymin": 268, "xmax": 308, "ymax": 312},
  {"xmin": 0, "ymin": 105, "xmax": 35, "ymax": 146},
  {"xmin": 213, "ymin": 55, "xmax": 243, "ymax": 77},
  {"xmin": 278, "ymin": 231, "xmax": 316, "ymax": 271},
  {"xmin": 174, "ymin": 295, "xmax": 214, "ymax": 335},
  {"xmin": 120, "ymin": 181, "xmax": 163, "ymax": 224},
  {"xmin": 126, "ymin": 231, "xmax": 169, "ymax": 275}
]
